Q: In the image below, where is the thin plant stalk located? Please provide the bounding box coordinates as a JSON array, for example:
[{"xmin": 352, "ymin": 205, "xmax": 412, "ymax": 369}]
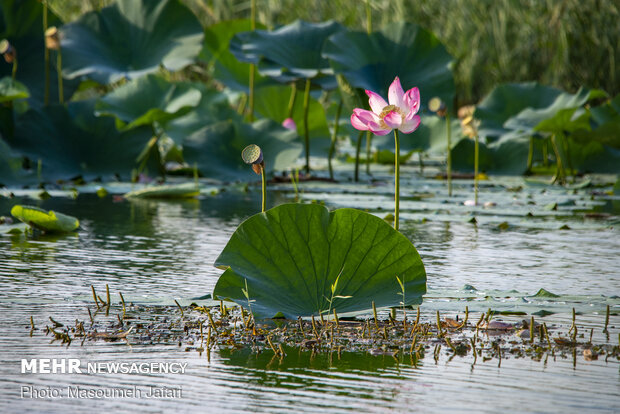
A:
[
  {"xmin": 474, "ymin": 132, "xmax": 479, "ymax": 205},
  {"xmin": 287, "ymin": 82, "xmax": 297, "ymax": 118},
  {"xmin": 354, "ymin": 131, "xmax": 363, "ymax": 182},
  {"xmin": 365, "ymin": 0, "xmax": 372, "ymax": 33},
  {"xmin": 526, "ymin": 137, "xmax": 534, "ymax": 173},
  {"xmin": 328, "ymin": 99, "xmax": 342, "ymax": 180},
  {"xmin": 446, "ymin": 113, "xmax": 452, "ymax": 197},
  {"xmin": 550, "ymin": 134, "xmax": 566, "ymax": 184},
  {"xmin": 260, "ymin": 164, "xmax": 266, "ymax": 212},
  {"xmin": 43, "ymin": 0, "xmax": 50, "ymax": 106},
  {"xmin": 57, "ymin": 47, "xmax": 63, "ymax": 104},
  {"xmin": 365, "ymin": 131, "xmax": 372, "ymax": 175},
  {"xmin": 364, "ymin": 0, "xmax": 372, "ymax": 176},
  {"xmin": 559, "ymin": 131, "xmax": 575, "ymax": 182},
  {"xmin": 302, "ymin": 78, "xmax": 311, "ymax": 174},
  {"xmin": 248, "ymin": 0, "xmax": 256, "ymax": 122},
  {"xmin": 394, "ymin": 129, "xmax": 400, "ymax": 231}
]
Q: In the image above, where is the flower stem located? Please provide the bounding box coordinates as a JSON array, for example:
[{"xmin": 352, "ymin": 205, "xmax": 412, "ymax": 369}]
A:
[
  {"xmin": 394, "ymin": 129, "xmax": 400, "ymax": 231},
  {"xmin": 365, "ymin": 131, "xmax": 372, "ymax": 175},
  {"xmin": 260, "ymin": 164, "xmax": 266, "ymax": 213},
  {"xmin": 526, "ymin": 136, "xmax": 534, "ymax": 173},
  {"xmin": 474, "ymin": 132, "xmax": 479, "ymax": 205},
  {"xmin": 354, "ymin": 131, "xmax": 363, "ymax": 182},
  {"xmin": 303, "ymin": 78, "xmax": 311, "ymax": 174},
  {"xmin": 365, "ymin": 0, "xmax": 372, "ymax": 33},
  {"xmin": 248, "ymin": 0, "xmax": 256, "ymax": 122},
  {"xmin": 43, "ymin": 0, "xmax": 50, "ymax": 106},
  {"xmin": 328, "ymin": 99, "xmax": 342, "ymax": 180},
  {"xmin": 57, "ymin": 47, "xmax": 63, "ymax": 104},
  {"xmin": 446, "ymin": 113, "xmax": 452, "ymax": 197},
  {"xmin": 287, "ymin": 82, "xmax": 297, "ymax": 118}
]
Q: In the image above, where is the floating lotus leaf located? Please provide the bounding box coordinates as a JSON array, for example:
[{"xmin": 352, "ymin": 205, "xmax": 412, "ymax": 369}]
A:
[
  {"xmin": 200, "ymin": 19, "xmax": 273, "ymax": 92},
  {"xmin": 60, "ymin": 0, "xmax": 203, "ymax": 84},
  {"xmin": 95, "ymin": 74, "xmax": 202, "ymax": 130},
  {"xmin": 323, "ymin": 22, "xmax": 454, "ymax": 110},
  {"xmin": 183, "ymin": 118, "xmax": 302, "ymax": 181},
  {"xmin": 0, "ymin": 76, "xmax": 28, "ymax": 102},
  {"xmin": 11, "ymin": 205, "xmax": 79, "ymax": 233},
  {"xmin": 0, "ymin": 0, "xmax": 76, "ymax": 104},
  {"xmin": 9, "ymin": 100, "xmax": 153, "ymax": 182},
  {"xmin": 213, "ymin": 203, "xmax": 427, "ymax": 319},
  {"xmin": 124, "ymin": 183, "xmax": 200, "ymax": 199},
  {"xmin": 253, "ymin": 84, "xmax": 331, "ymax": 153},
  {"xmin": 230, "ymin": 20, "xmax": 344, "ymax": 85}
]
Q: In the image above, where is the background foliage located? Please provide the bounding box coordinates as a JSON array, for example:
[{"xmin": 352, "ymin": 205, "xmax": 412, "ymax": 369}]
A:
[{"xmin": 48, "ymin": 0, "xmax": 619, "ymax": 106}]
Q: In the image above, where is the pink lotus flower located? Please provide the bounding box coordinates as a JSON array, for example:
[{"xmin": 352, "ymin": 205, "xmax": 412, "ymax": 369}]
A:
[
  {"xmin": 351, "ymin": 77, "xmax": 421, "ymax": 135},
  {"xmin": 282, "ymin": 117, "xmax": 297, "ymax": 131}
]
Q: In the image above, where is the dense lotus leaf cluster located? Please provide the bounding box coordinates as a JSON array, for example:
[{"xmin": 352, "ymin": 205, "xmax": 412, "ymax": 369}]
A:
[{"xmin": 0, "ymin": 0, "xmax": 617, "ymax": 187}]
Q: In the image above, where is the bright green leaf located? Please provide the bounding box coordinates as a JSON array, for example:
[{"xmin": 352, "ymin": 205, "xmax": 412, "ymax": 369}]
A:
[
  {"xmin": 213, "ymin": 204, "xmax": 426, "ymax": 318},
  {"xmin": 11, "ymin": 204, "xmax": 79, "ymax": 233}
]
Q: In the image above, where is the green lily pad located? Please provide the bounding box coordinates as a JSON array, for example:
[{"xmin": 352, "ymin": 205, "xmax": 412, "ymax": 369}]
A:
[
  {"xmin": 230, "ymin": 20, "xmax": 344, "ymax": 85},
  {"xmin": 11, "ymin": 204, "xmax": 79, "ymax": 233},
  {"xmin": 213, "ymin": 203, "xmax": 427, "ymax": 318},
  {"xmin": 199, "ymin": 19, "xmax": 273, "ymax": 92},
  {"xmin": 0, "ymin": 76, "xmax": 29, "ymax": 103},
  {"xmin": 60, "ymin": 0, "xmax": 203, "ymax": 84},
  {"xmin": 182, "ymin": 119, "xmax": 302, "ymax": 181},
  {"xmin": 0, "ymin": 0, "xmax": 76, "ymax": 105},
  {"xmin": 124, "ymin": 183, "xmax": 200, "ymax": 199},
  {"xmin": 95, "ymin": 74, "xmax": 202, "ymax": 130},
  {"xmin": 9, "ymin": 100, "xmax": 154, "ymax": 182},
  {"xmin": 323, "ymin": 22, "xmax": 454, "ymax": 110}
]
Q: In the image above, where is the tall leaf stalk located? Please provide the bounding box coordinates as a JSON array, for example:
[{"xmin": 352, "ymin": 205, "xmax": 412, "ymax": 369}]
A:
[{"xmin": 394, "ymin": 129, "xmax": 400, "ymax": 231}]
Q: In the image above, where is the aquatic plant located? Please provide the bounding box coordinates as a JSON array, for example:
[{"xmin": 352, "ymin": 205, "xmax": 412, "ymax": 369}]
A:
[
  {"xmin": 213, "ymin": 203, "xmax": 426, "ymax": 318},
  {"xmin": 0, "ymin": 39, "xmax": 17, "ymax": 80},
  {"xmin": 230, "ymin": 20, "xmax": 345, "ymax": 173},
  {"xmin": 241, "ymin": 144, "xmax": 266, "ymax": 212},
  {"xmin": 429, "ymin": 97, "xmax": 452, "ymax": 196},
  {"xmin": 350, "ymin": 77, "xmax": 421, "ymax": 230},
  {"xmin": 11, "ymin": 205, "xmax": 79, "ymax": 233},
  {"xmin": 59, "ymin": 0, "xmax": 203, "ymax": 84}
]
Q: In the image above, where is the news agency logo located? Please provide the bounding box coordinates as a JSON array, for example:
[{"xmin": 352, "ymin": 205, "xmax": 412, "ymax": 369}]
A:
[{"xmin": 21, "ymin": 359, "xmax": 188, "ymax": 374}]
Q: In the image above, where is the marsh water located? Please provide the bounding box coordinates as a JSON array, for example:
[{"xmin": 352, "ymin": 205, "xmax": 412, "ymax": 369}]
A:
[{"xmin": 1, "ymin": 168, "xmax": 619, "ymax": 413}]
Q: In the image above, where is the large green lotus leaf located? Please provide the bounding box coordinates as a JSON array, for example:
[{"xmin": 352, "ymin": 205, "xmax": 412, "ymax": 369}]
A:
[
  {"xmin": 95, "ymin": 74, "xmax": 202, "ymax": 130},
  {"xmin": 0, "ymin": 76, "xmax": 29, "ymax": 102},
  {"xmin": 182, "ymin": 119, "xmax": 302, "ymax": 181},
  {"xmin": 11, "ymin": 204, "xmax": 79, "ymax": 233},
  {"xmin": 124, "ymin": 183, "xmax": 200, "ymax": 199},
  {"xmin": 199, "ymin": 19, "xmax": 274, "ymax": 92},
  {"xmin": 230, "ymin": 20, "xmax": 344, "ymax": 84},
  {"xmin": 253, "ymin": 84, "xmax": 330, "ymax": 154},
  {"xmin": 60, "ymin": 0, "xmax": 203, "ymax": 84},
  {"xmin": 0, "ymin": 0, "xmax": 77, "ymax": 105},
  {"xmin": 213, "ymin": 203, "xmax": 427, "ymax": 319},
  {"xmin": 162, "ymin": 85, "xmax": 237, "ymax": 144},
  {"xmin": 502, "ymin": 88, "xmax": 598, "ymax": 135},
  {"xmin": 572, "ymin": 120, "xmax": 620, "ymax": 149},
  {"xmin": 9, "ymin": 100, "xmax": 153, "ymax": 181},
  {"xmin": 323, "ymin": 22, "xmax": 454, "ymax": 110},
  {"xmin": 474, "ymin": 83, "xmax": 601, "ymax": 140}
]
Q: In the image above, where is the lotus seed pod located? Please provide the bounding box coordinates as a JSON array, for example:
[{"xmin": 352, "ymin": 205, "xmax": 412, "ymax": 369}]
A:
[
  {"xmin": 241, "ymin": 144, "xmax": 263, "ymax": 165},
  {"xmin": 428, "ymin": 97, "xmax": 446, "ymax": 116},
  {"xmin": 45, "ymin": 26, "xmax": 61, "ymax": 50},
  {"xmin": 0, "ymin": 39, "xmax": 15, "ymax": 63}
]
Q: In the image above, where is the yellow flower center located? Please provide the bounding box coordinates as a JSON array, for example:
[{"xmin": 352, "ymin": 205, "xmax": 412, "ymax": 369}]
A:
[{"xmin": 378, "ymin": 105, "xmax": 405, "ymax": 129}]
